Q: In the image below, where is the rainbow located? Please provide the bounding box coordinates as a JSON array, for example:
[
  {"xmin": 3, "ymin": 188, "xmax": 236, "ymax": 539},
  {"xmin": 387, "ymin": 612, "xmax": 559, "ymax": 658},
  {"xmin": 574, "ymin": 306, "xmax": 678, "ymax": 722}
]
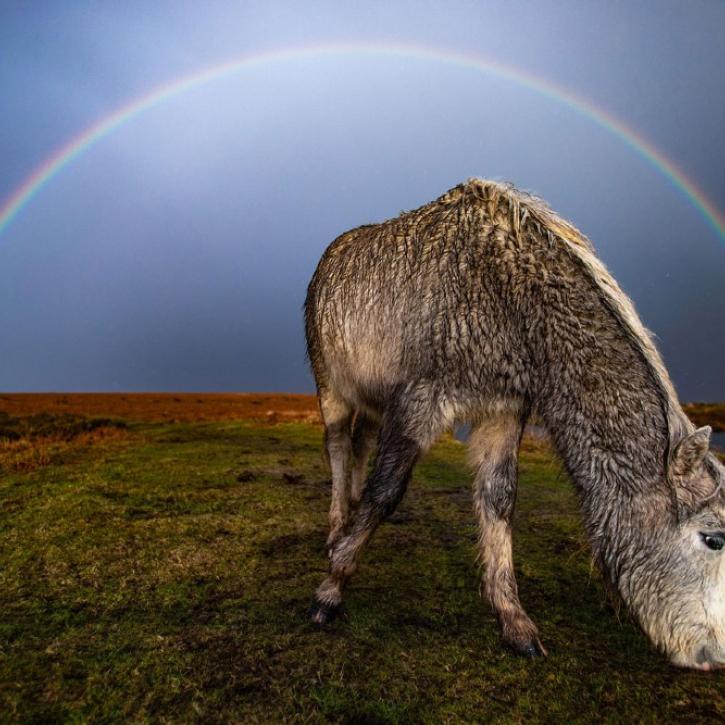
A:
[{"xmin": 1, "ymin": 41, "xmax": 724, "ymax": 244}]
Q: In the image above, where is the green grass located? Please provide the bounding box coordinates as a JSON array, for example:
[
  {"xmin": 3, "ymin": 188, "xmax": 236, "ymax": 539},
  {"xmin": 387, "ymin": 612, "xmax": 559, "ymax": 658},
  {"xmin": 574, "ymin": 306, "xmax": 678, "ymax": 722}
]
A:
[{"xmin": 1, "ymin": 418, "xmax": 723, "ymax": 722}]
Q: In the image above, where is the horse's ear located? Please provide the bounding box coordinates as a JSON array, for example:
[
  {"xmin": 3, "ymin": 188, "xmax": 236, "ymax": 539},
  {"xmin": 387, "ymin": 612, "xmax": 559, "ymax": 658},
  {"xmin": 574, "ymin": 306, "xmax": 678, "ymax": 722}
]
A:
[
  {"xmin": 669, "ymin": 427, "xmax": 714, "ymax": 514},
  {"xmin": 670, "ymin": 426, "xmax": 711, "ymax": 481}
]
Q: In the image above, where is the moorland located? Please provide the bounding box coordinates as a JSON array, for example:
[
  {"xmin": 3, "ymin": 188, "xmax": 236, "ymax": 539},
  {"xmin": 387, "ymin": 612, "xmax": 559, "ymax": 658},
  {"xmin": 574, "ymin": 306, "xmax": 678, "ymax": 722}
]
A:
[{"xmin": 1, "ymin": 394, "xmax": 723, "ymax": 722}]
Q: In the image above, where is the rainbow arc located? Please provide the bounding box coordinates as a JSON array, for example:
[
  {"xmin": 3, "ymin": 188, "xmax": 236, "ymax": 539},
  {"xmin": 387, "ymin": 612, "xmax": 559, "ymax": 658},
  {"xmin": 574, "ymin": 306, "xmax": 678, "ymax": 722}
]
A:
[{"xmin": 1, "ymin": 42, "xmax": 723, "ymax": 244}]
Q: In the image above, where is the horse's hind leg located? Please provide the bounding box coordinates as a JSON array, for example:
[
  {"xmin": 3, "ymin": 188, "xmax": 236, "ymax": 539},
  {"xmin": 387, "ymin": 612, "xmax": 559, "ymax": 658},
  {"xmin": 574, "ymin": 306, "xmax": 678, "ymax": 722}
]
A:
[
  {"xmin": 319, "ymin": 390, "xmax": 354, "ymax": 551},
  {"xmin": 310, "ymin": 389, "xmax": 444, "ymax": 625},
  {"xmin": 350, "ymin": 412, "xmax": 380, "ymax": 508},
  {"xmin": 469, "ymin": 413, "xmax": 547, "ymax": 657}
]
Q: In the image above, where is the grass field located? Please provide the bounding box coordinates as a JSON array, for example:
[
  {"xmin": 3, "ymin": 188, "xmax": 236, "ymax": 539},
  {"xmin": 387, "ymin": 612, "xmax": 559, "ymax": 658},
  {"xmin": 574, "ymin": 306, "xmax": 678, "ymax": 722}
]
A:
[{"xmin": 1, "ymin": 395, "xmax": 724, "ymax": 722}]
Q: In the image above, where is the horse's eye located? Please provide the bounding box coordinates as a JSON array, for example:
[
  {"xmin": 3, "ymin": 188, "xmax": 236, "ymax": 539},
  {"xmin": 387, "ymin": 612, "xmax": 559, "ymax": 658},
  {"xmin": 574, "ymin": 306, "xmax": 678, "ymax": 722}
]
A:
[{"xmin": 701, "ymin": 533, "xmax": 725, "ymax": 551}]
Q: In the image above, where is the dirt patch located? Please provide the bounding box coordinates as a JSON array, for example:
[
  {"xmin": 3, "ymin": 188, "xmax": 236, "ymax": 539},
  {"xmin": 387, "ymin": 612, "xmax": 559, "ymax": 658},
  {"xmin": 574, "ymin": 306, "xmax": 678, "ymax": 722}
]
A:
[{"xmin": 282, "ymin": 472, "xmax": 306, "ymax": 485}]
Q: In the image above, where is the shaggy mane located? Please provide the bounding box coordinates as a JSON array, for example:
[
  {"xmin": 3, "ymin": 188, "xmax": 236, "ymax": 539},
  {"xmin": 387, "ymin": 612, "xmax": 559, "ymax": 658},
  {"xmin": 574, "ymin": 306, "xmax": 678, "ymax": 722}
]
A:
[{"xmin": 456, "ymin": 178, "xmax": 691, "ymax": 459}]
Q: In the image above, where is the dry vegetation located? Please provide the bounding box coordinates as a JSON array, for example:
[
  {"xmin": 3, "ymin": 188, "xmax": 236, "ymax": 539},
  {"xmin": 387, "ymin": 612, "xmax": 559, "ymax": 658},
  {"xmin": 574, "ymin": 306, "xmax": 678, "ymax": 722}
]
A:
[
  {"xmin": 0, "ymin": 393, "xmax": 320, "ymax": 424},
  {"xmin": 684, "ymin": 403, "xmax": 725, "ymax": 432},
  {"xmin": 0, "ymin": 395, "xmax": 320, "ymax": 475},
  {"xmin": 0, "ymin": 411, "xmax": 130, "ymax": 473}
]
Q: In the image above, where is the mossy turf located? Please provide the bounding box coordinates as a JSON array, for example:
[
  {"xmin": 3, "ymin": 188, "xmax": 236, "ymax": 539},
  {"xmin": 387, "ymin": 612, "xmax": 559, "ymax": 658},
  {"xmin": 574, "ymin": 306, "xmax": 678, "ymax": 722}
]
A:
[{"xmin": 1, "ymin": 418, "xmax": 723, "ymax": 722}]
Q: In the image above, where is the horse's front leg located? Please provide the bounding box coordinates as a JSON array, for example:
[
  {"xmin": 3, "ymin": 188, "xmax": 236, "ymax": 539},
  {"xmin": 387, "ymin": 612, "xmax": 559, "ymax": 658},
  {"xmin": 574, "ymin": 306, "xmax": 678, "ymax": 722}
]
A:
[{"xmin": 469, "ymin": 414, "xmax": 546, "ymax": 657}]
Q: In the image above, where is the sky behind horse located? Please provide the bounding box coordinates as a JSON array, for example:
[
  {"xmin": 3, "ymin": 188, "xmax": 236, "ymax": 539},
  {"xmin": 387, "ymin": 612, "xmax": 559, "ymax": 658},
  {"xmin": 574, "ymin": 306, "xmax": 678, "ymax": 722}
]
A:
[{"xmin": 0, "ymin": 1, "xmax": 723, "ymax": 400}]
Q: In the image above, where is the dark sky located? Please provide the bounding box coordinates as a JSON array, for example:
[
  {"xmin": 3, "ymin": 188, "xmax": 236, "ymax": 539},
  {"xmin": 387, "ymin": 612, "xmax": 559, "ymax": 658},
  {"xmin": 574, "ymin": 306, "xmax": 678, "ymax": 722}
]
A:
[{"xmin": 1, "ymin": 1, "xmax": 724, "ymax": 400}]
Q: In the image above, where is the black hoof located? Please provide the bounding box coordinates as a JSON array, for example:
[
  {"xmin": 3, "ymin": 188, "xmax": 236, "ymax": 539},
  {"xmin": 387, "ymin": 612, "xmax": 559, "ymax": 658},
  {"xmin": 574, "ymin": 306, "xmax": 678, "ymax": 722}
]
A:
[
  {"xmin": 509, "ymin": 639, "xmax": 547, "ymax": 658},
  {"xmin": 309, "ymin": 599, "xmax": 341, "ymax": 625}
]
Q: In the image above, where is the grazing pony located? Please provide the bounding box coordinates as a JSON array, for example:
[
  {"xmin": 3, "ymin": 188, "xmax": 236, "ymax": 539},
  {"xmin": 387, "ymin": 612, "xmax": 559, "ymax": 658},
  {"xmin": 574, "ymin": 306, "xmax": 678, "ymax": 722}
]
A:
[{"xmin": 304, "ymin": 179, "xmax": 725, "ymax": 669}]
